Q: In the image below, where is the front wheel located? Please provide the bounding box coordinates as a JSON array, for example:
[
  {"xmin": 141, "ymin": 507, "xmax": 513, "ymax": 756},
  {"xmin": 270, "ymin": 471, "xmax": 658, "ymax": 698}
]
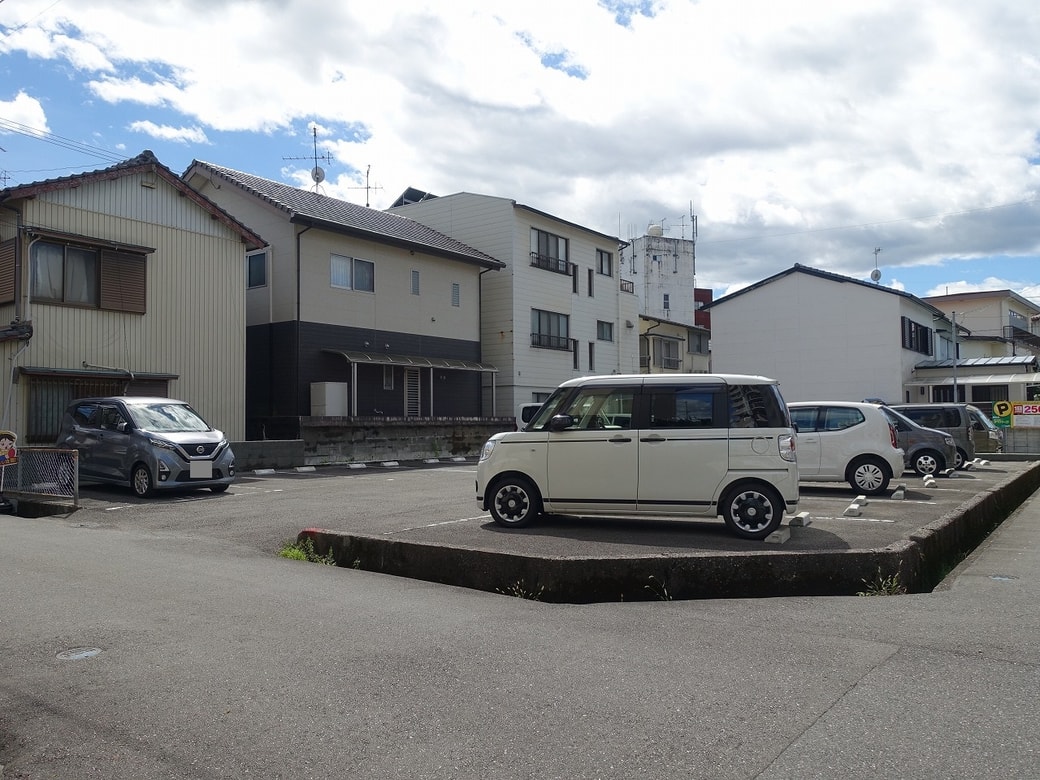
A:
[
  {"xmin": 954, "ymin": 448, "xmax": 969, "ymax": 469},
  {"xmin": 911, "ymin": 449, "xmax": 944, "ymax": 476},
  {"xmin": 719, "ymin": 483, "xmax": 783, "ymax": 540},
  {"xmin": 487, "ymin": 475, "xmax": 542, "ymax": 528},
  {"xmin": 131, "ymin": 463, "xmax": 155, "ymax": 498},
  {"xmin": 847, "ymin": 457, "xmax": 891, "ymax": 495},
  {"xmin": 210, "ymin": 484, "xmax": 229, "ymax": 494}
]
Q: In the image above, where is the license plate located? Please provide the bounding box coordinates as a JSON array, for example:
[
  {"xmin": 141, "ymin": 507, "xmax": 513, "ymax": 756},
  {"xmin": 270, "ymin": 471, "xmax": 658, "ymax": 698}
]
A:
[{"xmin": 190, "ymin": 461, "xmax": 214, "ymax": 479}]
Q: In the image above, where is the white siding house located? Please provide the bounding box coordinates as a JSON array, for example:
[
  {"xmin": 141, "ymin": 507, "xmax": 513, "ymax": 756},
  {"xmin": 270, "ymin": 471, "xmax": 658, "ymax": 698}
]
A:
[
  {"xmin": 389, "ymin": 192, "xmax": 640, "ymax": 416},
  {"xmin": 704, "ymin": 264, "xmax": 953, "ymax": 404},
  {"xmin": 0, "ymin": 151, "xmax": 265, "ymax": 443},
  {"xmin": 183, "ymin": 164, "xmax": 505, "ymax": 436}
]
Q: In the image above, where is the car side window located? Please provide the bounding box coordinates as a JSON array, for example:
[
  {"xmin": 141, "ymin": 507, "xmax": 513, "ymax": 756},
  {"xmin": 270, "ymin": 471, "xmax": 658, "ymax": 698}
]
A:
[
  {"xmin": 99, "ymin": 406, "xmax": 128, "ymax": 432},
  {"xmin": 822, "ymin": 407, "xmax": 864, "ymax": 431},
  {"xmin": 728, "ymin": 384, "xmax": 787, "ymax": 427},
  {"xmin": 789, "ymin": 408, "xmax": 818, "ymax": 432},
  {"xmin": 561, "ymin": 387, "xmax": 634, "ymax": 430},
  {"xmin": 72, "ymin": 403, "xmax": 98, "ymax": 426},
  {"xmin": 650, "ymin": 387, "xmax": 718, "ymax": 428}
]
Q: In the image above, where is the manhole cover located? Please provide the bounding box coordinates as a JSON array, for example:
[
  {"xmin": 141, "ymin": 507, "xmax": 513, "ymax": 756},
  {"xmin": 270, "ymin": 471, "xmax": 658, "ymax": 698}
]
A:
[{"xmin": 56, "ymin": 647, "xmax": 102, "ymax": 661}]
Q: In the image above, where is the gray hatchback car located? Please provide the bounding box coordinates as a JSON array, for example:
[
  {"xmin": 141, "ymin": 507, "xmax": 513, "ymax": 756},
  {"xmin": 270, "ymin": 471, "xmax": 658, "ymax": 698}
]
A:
[{"xmin": 56, "ymin": 397, "xmax": 235, "ymax": 497}]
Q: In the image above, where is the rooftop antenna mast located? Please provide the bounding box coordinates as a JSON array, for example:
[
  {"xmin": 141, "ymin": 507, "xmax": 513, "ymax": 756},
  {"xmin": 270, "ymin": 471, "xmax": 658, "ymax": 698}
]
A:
[
  {"xmin": 871, "ymin": 247, "xmax": 882, "ymax": 283},
  {"xmin": 282, "ymin": 126, "xmax": 333, "ymax": 192},
  {"xmin": 348, "ymin": 165, "xmax": 383, "ymax": 207}
]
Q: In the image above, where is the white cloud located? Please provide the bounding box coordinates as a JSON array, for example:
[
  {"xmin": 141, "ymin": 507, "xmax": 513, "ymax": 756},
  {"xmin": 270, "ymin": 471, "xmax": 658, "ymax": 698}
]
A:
[
  {"xmin": 0, "ymin": 92, "xmax": 50, "ymax": 134},
  {"xmin": 128, "ymin": 121, "xmax": 208, "ymax": 144}
]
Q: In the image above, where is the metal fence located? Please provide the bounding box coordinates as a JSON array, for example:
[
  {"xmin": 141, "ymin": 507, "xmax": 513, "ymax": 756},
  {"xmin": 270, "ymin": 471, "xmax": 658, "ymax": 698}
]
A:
[{"xmin": 1, "ymin": 447, "xmax": 79, "ymax": 507}]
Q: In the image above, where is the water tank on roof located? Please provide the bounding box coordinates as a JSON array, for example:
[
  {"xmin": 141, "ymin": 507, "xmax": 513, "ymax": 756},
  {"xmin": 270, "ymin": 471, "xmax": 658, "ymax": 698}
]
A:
[{"xmin": 647, "ymin": 224, "xmax": 664, "ymax": 237}]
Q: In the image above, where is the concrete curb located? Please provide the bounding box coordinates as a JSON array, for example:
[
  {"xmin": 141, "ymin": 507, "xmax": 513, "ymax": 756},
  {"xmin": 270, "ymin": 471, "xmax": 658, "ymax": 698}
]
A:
[{"xmin": 299, "ymin": 461, "xmax": 1040, "ymax": 603}]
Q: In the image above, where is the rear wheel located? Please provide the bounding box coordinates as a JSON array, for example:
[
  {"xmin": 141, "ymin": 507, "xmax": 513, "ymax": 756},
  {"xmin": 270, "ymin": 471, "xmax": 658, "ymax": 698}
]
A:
[
  {"xmin": 487, "ymin": 475, "xmax": 542, "ymax": 528},
  {"xmin": 954, "ymin": 448, "xmax": 969, "ymax": 469},
  {"xmin": 847, "ymin": 457, "xmax": 891, "ymax": 495},
  {"xmin": 719, "ymin": 483, "xmax": 783, "ymax": 540},
  {"xmin": 131, "ymin": 463, "xmax": 155, "ymax": 498},
  {"xmin": 911, "ymin": 449, "xmax": 944, "ymax": 476}
]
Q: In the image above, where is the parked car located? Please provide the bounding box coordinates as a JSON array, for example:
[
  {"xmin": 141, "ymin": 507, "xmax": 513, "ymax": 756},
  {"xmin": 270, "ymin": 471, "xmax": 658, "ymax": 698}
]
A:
[
  {"xmin": 56, "ymin": 397, "xmax": 235, "ymax": 497},
  {"xmin": 876, "ymin": 405, "xmax": 958, "ymax": 476},
  {"xmin": 966, "ymin": 404, "xmax": 1004, "ymax": 454},
  {"xmin": 787, "ymin": 401, "xmax": 904, "ymax": 495},
  {"xmin": 477, "ymin": 373, "xmax": 799, "ymax": 540},
  {"xmin": 889, "ymin": 403, "xmax": 977, "ymax": 468}
]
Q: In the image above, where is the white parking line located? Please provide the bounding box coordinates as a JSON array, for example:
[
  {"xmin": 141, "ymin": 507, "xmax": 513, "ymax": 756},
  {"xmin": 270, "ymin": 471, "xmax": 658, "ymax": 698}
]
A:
[{"xmin": 389, "ymin": 515, "xmax": 489, "ymax": 533}]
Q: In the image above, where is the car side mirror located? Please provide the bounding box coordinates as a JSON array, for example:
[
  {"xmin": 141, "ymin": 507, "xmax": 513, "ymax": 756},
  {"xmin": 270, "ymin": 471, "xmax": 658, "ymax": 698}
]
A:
[{"xmin": 548, "ymin": 414, "xmax": 575, "ymax": 432}]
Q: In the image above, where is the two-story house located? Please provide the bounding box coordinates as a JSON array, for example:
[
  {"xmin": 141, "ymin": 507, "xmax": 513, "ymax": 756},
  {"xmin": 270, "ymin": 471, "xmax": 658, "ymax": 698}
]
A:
[
  {"xmin": 182, "ymin": 163, "xmax": 505, "ymax": 438},
  {"xmin": 702, "ymin": 264, "xmax": 957, "ymax": 404},
  {"xmin": 0, "ymin": 151, "xmax": 265, "ymax": 443},
  {"xmin": 389, "ymin": 192, "xmax": 640, "ymax": 416}
]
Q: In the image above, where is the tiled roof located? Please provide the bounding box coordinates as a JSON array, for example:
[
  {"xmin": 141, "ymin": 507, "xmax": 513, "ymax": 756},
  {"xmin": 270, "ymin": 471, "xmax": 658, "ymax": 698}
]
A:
[
  {"xmin": 186, "ymin": 161, "xmax": 505, "ymax": 270},
  {"xmin": 0, "ymin": 151, "xmax": 265, "ymax": 251}
]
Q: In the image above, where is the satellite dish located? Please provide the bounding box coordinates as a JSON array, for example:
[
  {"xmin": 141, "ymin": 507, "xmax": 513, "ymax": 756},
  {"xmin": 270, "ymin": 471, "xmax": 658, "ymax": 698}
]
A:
[
  {"xmin": 870, "ymin": 268, "xmax": 882, "ymax": 282},
  {"xmin": 311, "ymin": 166, "xmax": 325, "ymax": 184}
]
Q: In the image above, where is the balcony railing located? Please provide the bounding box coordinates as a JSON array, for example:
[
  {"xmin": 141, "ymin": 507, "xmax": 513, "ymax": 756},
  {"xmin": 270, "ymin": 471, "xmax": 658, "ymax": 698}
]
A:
[
  {"xmin": 620, "ymin": 278, "xmax": 634, "ymax": 293},
  {"xmin": 530, "ymin": 252, "xmax": 571, "ymax": 275},
  {"xmin": 531, "ymin": 333, "xmax": 573, "ymax": 350}
]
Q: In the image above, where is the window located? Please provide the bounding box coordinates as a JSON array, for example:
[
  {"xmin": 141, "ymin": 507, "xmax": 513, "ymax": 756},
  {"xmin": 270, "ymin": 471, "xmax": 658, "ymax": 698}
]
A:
[
  {"xmin": 663, "ymin": 293, "xmax": 670, "ymax": 311},
  {"xmin": 383, "ymin": 366, "xmax": 394, "ymax": 390},
  {"xmin": 587, "ymin": 268, "xmax": 594, "ymax": 297},
  {"xmin": 901, "ymin": 316, "xmax": 933, "ymax": 356},
  {"xmin": 247, "ymin": 251, "xmax": 267, "ymax": 288},
  {"xmin": 687, "ymin": 330, "xmax": 708, "ymax": 354},
  {"xmin": 649, "ymin": 387, "xmax": 717, "ymax": 428},
  {"xmin": 588, "ymin": 342, "xmax": 595, "ymax": 371},
  {"xmin": 331, "ymin": 254, "xmax": 375, "ymax": 292},
  {"xmin": 530, "ymin": 228, "xmax": 569, "ymax": 274},
  {"xmin": 597, "ymin": 249, "xmax": 613, "ymax": 277},
  {"xmin": 653, "ymin": 337, "xmax": 680, "ymax": 369},
  {"xmin": 572, "ymin": 264, "xmax": 578, "ymax": 294},
  {"xmin": 822, "ymin": 406, "xmax": 865, "ymax": 431},
  {"xmin": 597, "ymin": 321, "xmax": 613, "ymax": 341},
  {"xmin": 531, "ymin": 309, "xmax": 570, "ymax": 350},
  {"xmin": 561, "ymin": 386, "xmax": 634, "ymax": 430},
  {"xmin": 451, "ymin": 282, "xmax": 460, "ymax": 307},
  {"xmin": 30, "ymin": 240, "xmax": 145, "ymax": 313},
  {"xmin": 411, "ymin": 269, "xmax": 420, "ymax": 295}
]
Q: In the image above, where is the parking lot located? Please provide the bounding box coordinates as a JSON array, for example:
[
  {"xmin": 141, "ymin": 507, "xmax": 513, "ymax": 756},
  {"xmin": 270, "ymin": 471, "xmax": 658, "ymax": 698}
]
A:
[{"xmin": 66, "ymin": 456, "xmax": 1030, "ymax": 561}]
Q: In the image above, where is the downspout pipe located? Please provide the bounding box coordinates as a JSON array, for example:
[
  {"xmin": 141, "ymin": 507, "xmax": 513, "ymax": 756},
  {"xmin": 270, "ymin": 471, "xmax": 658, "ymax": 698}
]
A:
[{"xmin": 295, "ymin": 225, "xmax": 311, "ymax": 418}]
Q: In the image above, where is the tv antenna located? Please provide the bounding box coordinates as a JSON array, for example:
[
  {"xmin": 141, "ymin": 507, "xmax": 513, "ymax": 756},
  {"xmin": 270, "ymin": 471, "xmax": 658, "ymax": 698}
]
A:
[
  {"xmin": 870, "ymin": 247, "xmax": 882, "ymax": 283},
  {"xmin": 283, "ymin": 126, "xmax": 333, "ymax": 191},
  {"xmin": 348, "ymin": 165, "xmax": 383, "ymax": 207}
]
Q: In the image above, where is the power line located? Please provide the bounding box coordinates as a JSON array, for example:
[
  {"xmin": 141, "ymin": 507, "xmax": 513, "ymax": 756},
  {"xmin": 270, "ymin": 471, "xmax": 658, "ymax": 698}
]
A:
[{"xmin": 0, "ymin": 116, "xmax": 128, "ymax": 169}]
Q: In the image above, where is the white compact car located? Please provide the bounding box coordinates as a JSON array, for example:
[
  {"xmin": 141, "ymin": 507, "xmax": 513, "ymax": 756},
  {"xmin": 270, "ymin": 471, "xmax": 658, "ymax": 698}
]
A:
[
  {"xmin": 477, "ymin": 373, "xmax": 799, "ymax": 540},
  {"xmin": 787, "ymin": 401, "xmax": 905, "ymax": 495}
]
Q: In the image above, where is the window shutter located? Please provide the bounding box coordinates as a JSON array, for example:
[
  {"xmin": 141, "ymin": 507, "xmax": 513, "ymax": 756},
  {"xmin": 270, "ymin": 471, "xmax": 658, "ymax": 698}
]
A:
[
  {"xmin": 99, "ymin": 251, "xmax": 146, "ymax": 313},
  {"xmin": 0, "ymin": 239, "xmax": 14, "ymax": 304}
]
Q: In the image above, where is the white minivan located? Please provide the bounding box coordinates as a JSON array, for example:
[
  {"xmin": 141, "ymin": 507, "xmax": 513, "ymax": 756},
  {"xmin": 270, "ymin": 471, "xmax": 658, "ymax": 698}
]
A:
[{"xmin": 476, "ymin": 374, "xmax": 799, "ymax": 540}]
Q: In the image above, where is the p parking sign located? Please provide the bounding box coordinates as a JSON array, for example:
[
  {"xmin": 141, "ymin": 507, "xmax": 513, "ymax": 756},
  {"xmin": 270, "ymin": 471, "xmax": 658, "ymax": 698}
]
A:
[{"xmin": 992, "ymin": 401, "xmax": 1012, "ymax": 428}]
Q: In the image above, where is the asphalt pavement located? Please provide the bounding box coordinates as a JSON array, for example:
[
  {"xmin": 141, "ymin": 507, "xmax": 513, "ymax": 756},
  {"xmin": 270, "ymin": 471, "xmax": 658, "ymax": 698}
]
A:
[{"xmin": 2, "ymin": 461, "xmax": 1039, "ymax": 778}]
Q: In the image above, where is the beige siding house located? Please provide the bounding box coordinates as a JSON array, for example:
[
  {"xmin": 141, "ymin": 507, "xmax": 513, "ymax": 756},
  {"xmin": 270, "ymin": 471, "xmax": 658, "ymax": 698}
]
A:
[
  {"xmin": 389, "ymin": 192, "xmax": 640, "ymax": 416},
  {"xmin": 639, "ymin": 315, "xmax": 711, "ymax": 373},
  {"xmin": 0, "ymin": 151, "xmax": 265, "ymax": 443},
  {"xmin": 182, "ymin": 163, "xmax": 505, "ymax": 437}
]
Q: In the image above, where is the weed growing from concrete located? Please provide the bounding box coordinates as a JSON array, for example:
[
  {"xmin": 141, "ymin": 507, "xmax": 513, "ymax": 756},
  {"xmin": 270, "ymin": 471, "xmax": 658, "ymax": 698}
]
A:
[
  {"xmin": 279, "ymin": 538, "xmax": 336, "ymax": 566},
  {"xmin": 857, "ymin": 568, "xmax": 906, "ymax": 596},
  {"xmin": 645, "ymin": 575, "xmax": 672, "ymax": 601},
  {"xmin": 496, "ymin": 580, "xmax": 544, "ymax": 600}
]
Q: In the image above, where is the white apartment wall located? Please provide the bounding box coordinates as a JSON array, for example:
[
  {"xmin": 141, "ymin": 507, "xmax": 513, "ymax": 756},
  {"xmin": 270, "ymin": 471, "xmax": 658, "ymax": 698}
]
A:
[
  {"xmin": 709, "ymin": 273, "xmax": 910, "ymax": 403},
  {"xmin": 391, "ymin": 194, "xmax": 639, "ymax": 416},
  {"xmin": 621, "ymin": 234, "xmax": 698, "ymax": 324}
]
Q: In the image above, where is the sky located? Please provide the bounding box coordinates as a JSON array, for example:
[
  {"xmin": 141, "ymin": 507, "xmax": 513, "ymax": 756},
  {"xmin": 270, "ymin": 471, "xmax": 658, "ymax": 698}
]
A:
[{"xmin": 1, "ymin": 0, "xmax": 1039, "ymax": 305}]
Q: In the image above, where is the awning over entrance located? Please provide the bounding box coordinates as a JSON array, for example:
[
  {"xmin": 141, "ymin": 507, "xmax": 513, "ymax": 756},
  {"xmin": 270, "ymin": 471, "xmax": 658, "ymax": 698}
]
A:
[
  {"xmin": 906, "ymin": 372, "xmax": 1040, "ymax": 387},
  {"xmin": 322, "ymin": 349, "xmax": 497, "ymax": 372}
]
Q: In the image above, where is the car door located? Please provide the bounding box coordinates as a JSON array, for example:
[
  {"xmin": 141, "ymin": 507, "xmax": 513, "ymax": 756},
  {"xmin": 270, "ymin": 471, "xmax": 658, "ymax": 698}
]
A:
[
  {"xmin": 789, "ymin": 406, "xmax": 821, "ymax": 477},
  {"xmin": 62, "ymin": 402, "xmax": 103, "ymax": 479},
  {"xmin": 545, "ymin": 385, "xmax": 638, "ymax": 514},
  {"xmin": 637, "ymin": 383, "xmax": 728, "ymax": 515},
  {"xmin": 92, "ymin": 403, "xmax": 134, "ymax": 480}
]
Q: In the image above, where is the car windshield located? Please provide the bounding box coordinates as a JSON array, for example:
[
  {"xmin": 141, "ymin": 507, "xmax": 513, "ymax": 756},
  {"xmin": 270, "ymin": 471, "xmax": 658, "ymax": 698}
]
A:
[
  {"xmin": 127, "ymin": 402, "xmax": 212, "ymax": 433},
  {"xmin": 968, "ymin": 407, "xmax": 999, "ymax": 431},
  {"xmin": 879, "ymin": 405, "xmax": 915, "ymax": 429}
]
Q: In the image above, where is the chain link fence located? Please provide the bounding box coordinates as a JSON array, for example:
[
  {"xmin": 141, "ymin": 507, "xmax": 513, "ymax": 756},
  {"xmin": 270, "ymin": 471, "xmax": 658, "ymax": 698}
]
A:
[{"xmin": 1, "ymin": 447, "xmax": 79, "ymax": 508}]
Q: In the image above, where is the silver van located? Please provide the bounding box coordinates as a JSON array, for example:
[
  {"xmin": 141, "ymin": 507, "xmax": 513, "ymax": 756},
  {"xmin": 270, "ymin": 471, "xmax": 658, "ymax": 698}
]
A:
[
  {"xmin": 890, "ymin": 403, "xmax": 976, "ymax": 468},
  {"xmin": 877, "ymin": 405, "xmax": 958, "ymax": 475},
  {"xmin": 56, "ymin": 396, "xmax": 236, "ymax": 497},
  {"xmin": 477, "ymin": 374, "xmax": 799, "ymax": 540}
]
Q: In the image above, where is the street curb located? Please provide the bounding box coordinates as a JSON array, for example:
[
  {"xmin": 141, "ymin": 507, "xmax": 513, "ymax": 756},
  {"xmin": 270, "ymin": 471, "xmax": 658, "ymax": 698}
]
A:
[{"xmin": 299, "ymin": 461, "xmax": 1040, "ymax": 603}]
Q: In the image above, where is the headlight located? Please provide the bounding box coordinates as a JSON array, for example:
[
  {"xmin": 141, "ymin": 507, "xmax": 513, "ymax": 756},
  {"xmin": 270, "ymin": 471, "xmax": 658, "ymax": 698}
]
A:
[
  {"xmin": 479, "ymin": 439, "xmax": 497, "ymax": 462},
  {"xmin": 148, "ymin": 438, "xmax": 178, "ymax": 450}
]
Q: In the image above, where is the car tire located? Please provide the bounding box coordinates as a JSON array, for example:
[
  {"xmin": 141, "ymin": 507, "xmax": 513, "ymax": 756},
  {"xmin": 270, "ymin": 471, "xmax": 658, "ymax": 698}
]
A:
[
  {"xmin": 210, "ymin": 484, "xmax": 229, "ymax": 493},
  {"xmin": 911, "ymin": 449, "xmax": 944, "ymax": 476},
  {"xmin": 487, "ymin": 475, "xmax": 542, "ymax": 528},
  {"xmin": 954, "ymin": 448, "xmax": 969, "ymax": 469},
  {"xmin": 719, "ymin": 482, "xmax": 784, "ymax": 540},
  {"xmin": 847, "ymin": 456, "xmax": 891, "ymax": 495},
  {"xmin": 131, "ymin": 463, "xmax": 155, "ymax": 498}
]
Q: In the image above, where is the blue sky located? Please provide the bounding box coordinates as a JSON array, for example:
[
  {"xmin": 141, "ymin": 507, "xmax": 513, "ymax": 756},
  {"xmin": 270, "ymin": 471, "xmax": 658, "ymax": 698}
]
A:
[{"xmin": 1, "ymin": 0, "xmax": 1038, "ymax": 303}]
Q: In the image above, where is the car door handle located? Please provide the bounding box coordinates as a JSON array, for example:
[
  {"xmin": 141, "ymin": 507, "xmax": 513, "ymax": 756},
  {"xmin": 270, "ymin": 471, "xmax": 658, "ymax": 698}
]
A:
[
  {"xmin": 609, "ymin": 436, "xmax": 632, "ymax": 443},
  {"xmin": 639, "ymin": 436, "xmax": 666, "ymax": 443}
]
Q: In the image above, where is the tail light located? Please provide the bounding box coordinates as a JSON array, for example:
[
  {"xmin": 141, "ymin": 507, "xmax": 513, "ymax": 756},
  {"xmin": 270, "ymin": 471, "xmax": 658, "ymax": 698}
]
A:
[
  {"xmin": 778, "ymin": 433, "xmax": 797, "ymax": 462},
  {"xmin": 888, "ymin": 423, "xmax": 898, "ymax": 449}
]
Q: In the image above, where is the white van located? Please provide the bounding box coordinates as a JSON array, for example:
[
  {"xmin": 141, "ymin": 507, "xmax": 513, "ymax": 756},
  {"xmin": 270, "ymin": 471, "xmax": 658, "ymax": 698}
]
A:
[{"xmin": 476, "ymin": 374, "xmax": 799, "ymax": 540}]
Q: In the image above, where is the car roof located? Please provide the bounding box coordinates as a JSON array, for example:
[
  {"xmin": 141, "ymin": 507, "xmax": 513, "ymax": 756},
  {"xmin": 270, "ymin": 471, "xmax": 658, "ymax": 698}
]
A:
[
  {"xmin": 68, "ymin": 396, "xmax": 188, "ymax": 406},
  {"xmin": 554, "ymin": 373, "xmax": 778, "ymax": 389}
]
